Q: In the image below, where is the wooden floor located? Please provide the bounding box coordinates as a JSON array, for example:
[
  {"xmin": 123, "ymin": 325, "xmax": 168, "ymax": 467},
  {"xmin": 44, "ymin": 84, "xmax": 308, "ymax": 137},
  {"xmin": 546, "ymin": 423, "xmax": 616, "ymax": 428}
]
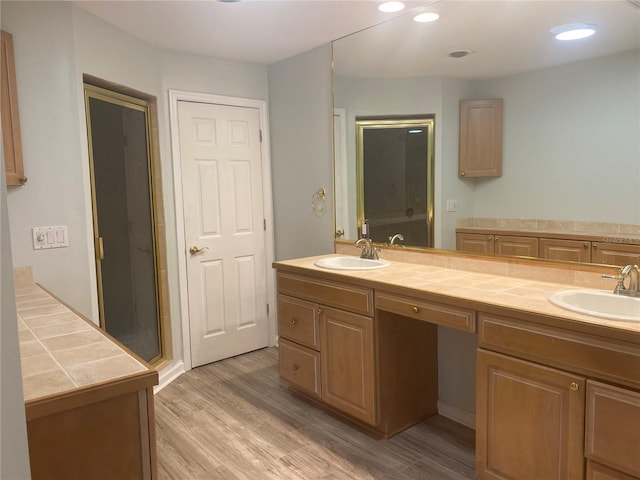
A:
[{"xmin": 155, "ymin": 347, "xmax": 476, "ymax": 479}]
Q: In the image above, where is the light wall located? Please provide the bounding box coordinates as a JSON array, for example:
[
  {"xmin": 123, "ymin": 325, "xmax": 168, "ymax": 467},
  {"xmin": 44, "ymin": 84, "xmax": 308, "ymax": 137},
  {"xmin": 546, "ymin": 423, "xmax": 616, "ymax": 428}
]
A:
[
  {"xmin": 0, "ymin": 154, "xmax": 31, "ymax": 480},
  {"xmin": 268, "ymin": 45, "xmax": 334, "ymax": 260},
  {"xmin": 471, "ymin": 49, "xmax": 639, "ymax": 223}
]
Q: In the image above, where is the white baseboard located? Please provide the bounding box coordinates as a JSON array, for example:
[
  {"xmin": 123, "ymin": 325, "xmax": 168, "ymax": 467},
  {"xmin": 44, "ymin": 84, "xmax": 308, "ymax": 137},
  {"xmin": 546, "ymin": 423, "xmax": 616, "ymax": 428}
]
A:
[
  {"xmin": 437, "ymin": 400, "xmax": 476, "ymax": 429},
  {"xmin": 154, "ymin": 359, "xmax": 185, "ymax": 394}
]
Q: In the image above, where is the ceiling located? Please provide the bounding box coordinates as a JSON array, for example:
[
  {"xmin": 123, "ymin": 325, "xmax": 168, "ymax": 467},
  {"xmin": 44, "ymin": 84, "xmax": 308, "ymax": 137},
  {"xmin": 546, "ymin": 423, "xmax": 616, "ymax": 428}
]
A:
[
  {"xmin": 332, "ymin": 0, "xmax": 640, "ymax": 79},
  {"xmin": 74, "ymin": 0, "xmax": 424, "ymax": 65},
  {"xmin": 75, "ymin": 0, "xmax": 639, "ymax": 77}
]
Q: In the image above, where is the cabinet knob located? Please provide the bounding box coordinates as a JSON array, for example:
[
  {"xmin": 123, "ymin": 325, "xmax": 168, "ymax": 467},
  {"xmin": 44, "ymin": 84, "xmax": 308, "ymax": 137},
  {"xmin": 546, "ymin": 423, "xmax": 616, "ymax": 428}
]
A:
[
  {"xmin": 583, "ymin": 242, "xmax": 589, "ymax": 248},
  {"xmin": 494, "ymin": 236, "xmax": 499, "ymax": 241},
  {"xmin": 19, "ymin": 176, "xmax": 28, "ymax": 184},
  {"xmin": 318, "ymin": 308, "xmax": 322, "ymax": 315},
  {"xmin": 290, "ymin": 318, "xmax": 297, "ymax": 325},
  {"xmin": 412, "ymin": 306, "xmax": 420, "ymax": 314},
  {"xmin": 461, "ymin": 172, "xmax": 466, "ymax": 177},
  {"xmin": 569, "ymin": 382, "xmax": 579, "ymax": 391},
  {"xmin": 593, "ymin": 244, "xmax": 598, "ymax": 249},
  {"xmin": 291, "ymin": 364, "xmax": 299, "ymax": 371}
]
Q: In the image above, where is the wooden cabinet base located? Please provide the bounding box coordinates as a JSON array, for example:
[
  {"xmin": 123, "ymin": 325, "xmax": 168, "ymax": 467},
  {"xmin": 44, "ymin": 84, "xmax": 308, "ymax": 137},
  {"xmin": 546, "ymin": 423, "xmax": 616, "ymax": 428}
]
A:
[
  {"xmin": 26, "ymin": 381, "xmax": 157, "ymax": 480},
  {"xmin": 285, "ymin": 310, "xmax": 438, "ymax": 439}
]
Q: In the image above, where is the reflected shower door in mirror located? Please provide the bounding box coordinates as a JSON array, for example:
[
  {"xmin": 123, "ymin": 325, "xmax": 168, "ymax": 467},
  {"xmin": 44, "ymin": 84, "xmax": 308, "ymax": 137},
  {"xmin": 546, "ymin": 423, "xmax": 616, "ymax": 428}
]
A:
[
  {"xmin": 356, "ymin": 118, "xmax": 434, "ymax": 248},
  {"xmin": 85, "ymin": 85, "xmax": 162, "ymax": 363}
]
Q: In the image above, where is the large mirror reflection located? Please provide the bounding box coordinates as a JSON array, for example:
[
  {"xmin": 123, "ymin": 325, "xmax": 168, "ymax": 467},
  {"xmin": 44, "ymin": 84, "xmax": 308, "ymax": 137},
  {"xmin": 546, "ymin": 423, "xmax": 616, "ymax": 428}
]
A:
[{"xmin": 332, "ymin": 0, "xmax": 640, "ymax": 265}]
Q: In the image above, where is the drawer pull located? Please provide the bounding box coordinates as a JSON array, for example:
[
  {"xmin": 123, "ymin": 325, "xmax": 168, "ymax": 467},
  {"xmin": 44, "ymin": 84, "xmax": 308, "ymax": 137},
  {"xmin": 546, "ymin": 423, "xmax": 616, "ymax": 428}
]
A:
[
  {"xmin": 569, "ymin": 382, "xmax": 579, "ymax": 391},
  {"xmin": 412, "ymin": 306, "xmax": 420, "ymax": 314},
  {"xmin": 318, "ymin": 308, "xmax": 322, "ymax": 315},
  {"xmin": 290, "ymin": 318, "xmax": 297, "ymax": 325},
  {"xmin": 291, "ymin": 364, "xmax": 299, "ymax": 371}
]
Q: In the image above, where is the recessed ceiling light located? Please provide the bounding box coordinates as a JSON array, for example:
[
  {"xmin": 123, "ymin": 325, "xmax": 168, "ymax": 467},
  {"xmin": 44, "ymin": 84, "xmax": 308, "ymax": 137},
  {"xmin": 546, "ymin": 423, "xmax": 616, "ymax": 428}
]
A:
[
  {"xmin": 448, "ymin": 49, "xmax": 474, "ymax": 59},
  {"xmin": 414, "ymin": 12, "xmax": 440, "ymax": 23},
  {"xmin": 378, "ymin": 2, "xmax": 405, "ymax": 13},
  {"xmin": 551, "ymin": 23, "xmax": 598, "ymax": 41}
]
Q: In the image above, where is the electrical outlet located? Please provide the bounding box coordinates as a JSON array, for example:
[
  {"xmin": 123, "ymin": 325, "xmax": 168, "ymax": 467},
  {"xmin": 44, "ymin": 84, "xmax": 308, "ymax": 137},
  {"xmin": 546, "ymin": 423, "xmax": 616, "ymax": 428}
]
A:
[
  {"xmin": 446, "ymin": 199, "xmax": 458, "ymax": 212},
  {"xmin": 32, "ymin": 226, "xmax": 68, "ymax": 249}
]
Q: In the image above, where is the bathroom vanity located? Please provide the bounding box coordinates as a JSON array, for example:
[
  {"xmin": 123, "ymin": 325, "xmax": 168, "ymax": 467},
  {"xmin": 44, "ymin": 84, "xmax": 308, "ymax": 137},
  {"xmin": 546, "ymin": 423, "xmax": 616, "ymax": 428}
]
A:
[
  {"xmin": 273, "ymin": 253, "xmax": 640, "ymax": 480},
  {"xmin": 15, "ymin": 268, "xmax": 158, "ymax": 480}
]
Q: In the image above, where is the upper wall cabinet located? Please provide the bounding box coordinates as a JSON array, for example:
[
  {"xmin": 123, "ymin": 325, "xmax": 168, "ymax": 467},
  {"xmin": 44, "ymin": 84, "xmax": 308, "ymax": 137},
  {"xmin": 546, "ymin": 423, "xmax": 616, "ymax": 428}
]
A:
[
  {"xmin": 1, "ymin": 30, "xmax": 26, "ymax": 186},
  {"xmin": 459, "ymin": 99, "xmax": 503, "ymax": 178}
]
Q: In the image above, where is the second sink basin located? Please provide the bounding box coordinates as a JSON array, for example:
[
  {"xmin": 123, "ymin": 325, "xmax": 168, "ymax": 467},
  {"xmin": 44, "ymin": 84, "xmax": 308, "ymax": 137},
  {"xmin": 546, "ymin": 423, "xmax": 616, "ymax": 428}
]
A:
[
  {"xmin": 314, "ymin": 256, "xmax": 390, "ymax": 271},
  {"xmin": 548, "ymin": 289, "xmax": 640, "ymax": 322}
]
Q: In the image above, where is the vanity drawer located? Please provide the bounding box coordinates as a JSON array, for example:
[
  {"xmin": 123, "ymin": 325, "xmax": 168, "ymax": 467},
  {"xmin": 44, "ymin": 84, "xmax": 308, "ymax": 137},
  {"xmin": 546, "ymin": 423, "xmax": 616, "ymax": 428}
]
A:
[
  {"xmin": 277, "ymin": 295, "xmax": 319, "ymax": 349},
  {"xmin": 279, "ymin": 338, "xmax": 321, "ymax": 398},
  {"xmin": 478, "ymin": 314, "xmax": 640, "ymax": 389},
  {"xmin": 586, "ymin": 381, "xmax": 640, "ymax": 478},
  {"xmin": 277, "ymin": 272, "xmax": 373, "ymax": 316},
  {"xmin": 375, "ymin": 292, "xmax": 476, "ymax": 332}
]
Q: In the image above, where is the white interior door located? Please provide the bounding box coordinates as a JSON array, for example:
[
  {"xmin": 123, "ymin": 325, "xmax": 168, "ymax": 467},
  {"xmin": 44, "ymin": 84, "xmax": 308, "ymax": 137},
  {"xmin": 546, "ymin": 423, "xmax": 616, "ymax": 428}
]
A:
[{"xmin": 177, "ymin": 100, "xmax": 268, "ymax": 368}]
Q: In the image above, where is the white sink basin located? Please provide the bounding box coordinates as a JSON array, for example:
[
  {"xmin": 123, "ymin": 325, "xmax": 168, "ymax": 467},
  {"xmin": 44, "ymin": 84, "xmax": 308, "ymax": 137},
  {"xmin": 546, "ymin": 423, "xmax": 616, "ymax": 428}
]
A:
[
  {"xmin": 548, "ymin": 289, "xmax": 640, "ymax": 322},
  {"xmin": 314, "ymin": 256, "xmax": 390, "ymax": 271}
]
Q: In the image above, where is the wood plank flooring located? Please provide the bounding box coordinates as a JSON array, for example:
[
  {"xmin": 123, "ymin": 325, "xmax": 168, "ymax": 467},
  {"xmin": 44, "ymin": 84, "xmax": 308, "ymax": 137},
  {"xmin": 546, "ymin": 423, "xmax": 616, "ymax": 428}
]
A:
[{"xmin": 155, "ymin": 347, "xmax": 476, "ymax": 479}]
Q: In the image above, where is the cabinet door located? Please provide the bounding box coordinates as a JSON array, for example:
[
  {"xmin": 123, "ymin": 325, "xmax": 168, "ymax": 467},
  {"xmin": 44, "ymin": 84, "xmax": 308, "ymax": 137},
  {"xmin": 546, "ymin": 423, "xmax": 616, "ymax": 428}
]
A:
[
  {"xmin": 1, "ymin": 30, "xmax": 26, "ymax": 186},
  {"xmin": 457, "ymin": 233, "xmax": 495, "ymax": 254},
  {"xmin": 494, "ymin": 235, "xmax": 538, "ymax": 258},
  {"xmin": 585, "ymin": 381, "xmax": 640, "ymax": 478},
  {"xmin": 476, "ymin": 349, "xmax": 585, "ymax": 480},
  {"xmin": 540, "ymin": 238, "xmax": 592, "ymax": 263},
  {"xmin": 320, "ymin": 306, "xmax": 375, "ymax": 425},
  {"xmin": 592, "ymin": 242, "xmax": 640, "ymax": 267},
  {"xmin": 459, "ymin": 99, "xmax": 503, "ymax": 178}
]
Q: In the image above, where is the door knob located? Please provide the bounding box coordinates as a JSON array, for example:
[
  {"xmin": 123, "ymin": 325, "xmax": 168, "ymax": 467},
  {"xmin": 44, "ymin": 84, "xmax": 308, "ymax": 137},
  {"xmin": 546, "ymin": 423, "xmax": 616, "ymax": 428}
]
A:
[{"xmin": 189, "ymin": 245, "xmax": 209, "ymax": 255}]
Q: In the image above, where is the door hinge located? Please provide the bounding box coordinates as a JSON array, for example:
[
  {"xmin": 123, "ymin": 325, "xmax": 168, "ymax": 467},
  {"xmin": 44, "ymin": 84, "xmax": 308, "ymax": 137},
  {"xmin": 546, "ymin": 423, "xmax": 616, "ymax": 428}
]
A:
[
  {"xmin": 259, "ymin": 130, "xmax": 263, "ymax": 142},
  {"xmin": 263, "ymin": 218, "xmax": 267, "ymax": 231},
  {"xmin": 266, "ymin": 303, "xmax": 270, "ymax": 316}
]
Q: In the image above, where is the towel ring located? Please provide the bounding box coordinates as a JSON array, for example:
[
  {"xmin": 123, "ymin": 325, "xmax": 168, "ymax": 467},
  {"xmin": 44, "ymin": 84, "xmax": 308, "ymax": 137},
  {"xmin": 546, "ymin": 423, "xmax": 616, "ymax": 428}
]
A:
[{"xmin": 311, "ymin": 188, "xmax": 326, "ymax": 216}]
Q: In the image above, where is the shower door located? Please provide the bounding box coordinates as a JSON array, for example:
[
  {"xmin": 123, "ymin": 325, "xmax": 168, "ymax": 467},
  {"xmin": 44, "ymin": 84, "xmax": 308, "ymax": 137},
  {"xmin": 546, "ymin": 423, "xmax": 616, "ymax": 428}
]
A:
[
  {"xmin": 356, "ymin": 117, "xmax": 435, "ymax": 247},
  {"xmin": 85, "ymin": 85, "xmax": 162, "ymax": 363}
]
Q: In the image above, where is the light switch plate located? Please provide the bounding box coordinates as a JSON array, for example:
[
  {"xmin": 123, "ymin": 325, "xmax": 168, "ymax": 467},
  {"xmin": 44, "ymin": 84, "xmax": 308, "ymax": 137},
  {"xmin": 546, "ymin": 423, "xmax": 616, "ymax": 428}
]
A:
[
  {"xmin": 446, "ymin": 199, "xmax": 458, "ymax": 212},
  {"xmin": 32, "ymin": 226, "xmax": 68, "ymax": 249}
]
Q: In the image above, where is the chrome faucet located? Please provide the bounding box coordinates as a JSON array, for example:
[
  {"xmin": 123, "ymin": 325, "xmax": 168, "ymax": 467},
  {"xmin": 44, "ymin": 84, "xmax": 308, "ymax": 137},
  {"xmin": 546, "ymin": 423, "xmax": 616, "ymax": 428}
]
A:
[
  {"xmin": 355, "ymin": 238, "xmax": 379, "ymax": 260},
  {"xmin": 389, "ymin": 233, "xmax": 404, "ymax": 246},
  {"xmin": 604, "ymin": 264, "xmax": 639, "ymax": 297}
]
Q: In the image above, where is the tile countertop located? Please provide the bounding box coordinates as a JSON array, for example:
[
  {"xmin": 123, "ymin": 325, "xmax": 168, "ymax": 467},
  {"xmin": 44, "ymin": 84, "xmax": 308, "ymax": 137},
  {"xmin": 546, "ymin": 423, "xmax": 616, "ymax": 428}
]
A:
[
  {"xmin": 14, "ymin": 269, "xmax": 152, "ymax": 402},
  {"xmin": 274, "ymin": 254, "xmax": 640, "ymax": 335}
]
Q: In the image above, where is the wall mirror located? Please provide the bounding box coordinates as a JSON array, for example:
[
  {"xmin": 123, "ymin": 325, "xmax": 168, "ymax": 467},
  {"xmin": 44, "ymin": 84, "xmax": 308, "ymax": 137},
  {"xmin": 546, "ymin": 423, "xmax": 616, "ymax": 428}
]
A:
[
  {"xmin": 355, "ymin": 117, "xmax": 434, "ymax": 247},
  {"xmin": 332, "ymin": 0, "xmax": 639, "ymax": 264}
]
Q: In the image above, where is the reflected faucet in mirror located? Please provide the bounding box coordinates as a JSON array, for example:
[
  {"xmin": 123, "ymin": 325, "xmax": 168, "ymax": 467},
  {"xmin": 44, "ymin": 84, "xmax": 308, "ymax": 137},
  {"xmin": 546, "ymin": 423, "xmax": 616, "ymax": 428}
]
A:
[{"xmin": 389, "ymin": 233, "xmax": 404, "ymax": 246}]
